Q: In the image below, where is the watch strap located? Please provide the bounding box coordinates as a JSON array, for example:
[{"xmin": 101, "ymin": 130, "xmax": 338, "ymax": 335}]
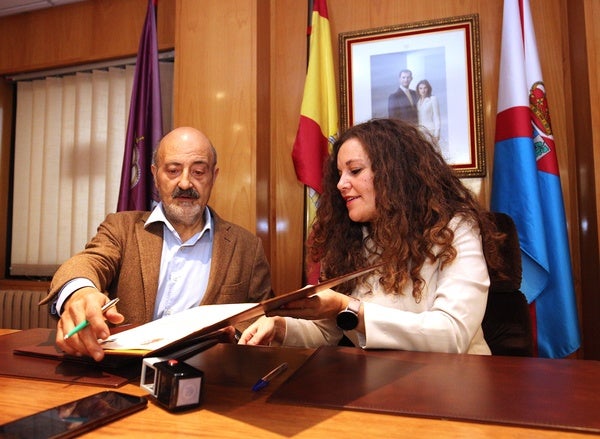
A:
[{"xmin": 346, "ymin": 297, "xmax": 361, "ymax": 314}]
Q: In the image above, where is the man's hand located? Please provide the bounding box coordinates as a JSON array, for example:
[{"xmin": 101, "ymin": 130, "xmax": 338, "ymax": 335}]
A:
[{"xmin": 56, "ymin": 287, "xmax": 124, "ymax": 361}]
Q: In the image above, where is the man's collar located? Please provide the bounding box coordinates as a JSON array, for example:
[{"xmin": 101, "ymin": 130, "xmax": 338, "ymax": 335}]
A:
[{"xmin": 145, "ymin": 202, "xmax": 213, "ymax": 237}]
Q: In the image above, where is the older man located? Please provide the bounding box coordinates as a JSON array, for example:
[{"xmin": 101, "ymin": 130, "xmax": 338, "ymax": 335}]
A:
[{"xmin": 41, "ymin": 127, "xmax": 271, "ymax": 361}]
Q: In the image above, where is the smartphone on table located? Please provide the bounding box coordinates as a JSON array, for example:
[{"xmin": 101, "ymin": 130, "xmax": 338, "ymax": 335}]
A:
[{"xmin": 0, "ymin": 390, "xmax": 147, "ymax": 439}]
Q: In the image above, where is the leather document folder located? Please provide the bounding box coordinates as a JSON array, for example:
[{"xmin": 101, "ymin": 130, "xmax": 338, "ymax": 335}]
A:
[
  {"xmin": 0, "ymin": 328, "xmax": 138, "ymax": 387},
  {"xmin": 97, "ymin": 264, "xmax": 380, "ymax": 358},
  {"xmin": 269, "ymin": 346, "xmax": 600, "ymax": 433}
]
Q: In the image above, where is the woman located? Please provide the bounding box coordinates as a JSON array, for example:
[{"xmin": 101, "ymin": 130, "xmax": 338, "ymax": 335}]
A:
[
  {"xmin": 416, "ymin": 79, "xmax": 441, "ymax": 143},
  {"xmin": 240, "ymin": 119, "xmax": 505, "ymax": 354}
]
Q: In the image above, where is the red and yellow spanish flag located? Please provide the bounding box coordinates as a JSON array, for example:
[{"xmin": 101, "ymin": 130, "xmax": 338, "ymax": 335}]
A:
[{"xmin": 292, "ymin": 0, "xmax": 338, "ymax": 195}]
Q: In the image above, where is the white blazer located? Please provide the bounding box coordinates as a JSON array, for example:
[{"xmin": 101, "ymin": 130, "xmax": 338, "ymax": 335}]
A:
[{"xmin": 282, "ymin": 216, "xmax": 491, "ymax": 355}]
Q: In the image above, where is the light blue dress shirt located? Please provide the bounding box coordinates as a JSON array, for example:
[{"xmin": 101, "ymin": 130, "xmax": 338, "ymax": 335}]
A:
[{"xmin": 55, "ymin": 203, "xmax": 214, "ymax": 320}]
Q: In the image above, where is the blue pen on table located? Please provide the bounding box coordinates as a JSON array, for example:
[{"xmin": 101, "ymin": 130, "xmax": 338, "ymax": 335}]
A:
[
  {"xmin": 251, "ymin": 362, "xmax": 288, "ymax": 392},
  {"xmin": 63, "ymin": 298, "xmax": 120, "ymax": 340}
]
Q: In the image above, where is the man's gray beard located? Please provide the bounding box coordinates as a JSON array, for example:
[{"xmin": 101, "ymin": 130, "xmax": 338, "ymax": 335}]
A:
[{"xmin": 163, "ymin": 203, "xmax": 204, "ymax": 226}]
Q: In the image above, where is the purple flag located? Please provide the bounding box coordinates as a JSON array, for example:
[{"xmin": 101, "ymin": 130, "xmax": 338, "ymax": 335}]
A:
[{"xmin": 117, "ymin": 0, "xmax": 163, "ymax": 211}]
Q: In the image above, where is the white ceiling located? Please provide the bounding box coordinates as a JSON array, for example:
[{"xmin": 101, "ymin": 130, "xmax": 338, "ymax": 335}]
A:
[{"xmin": 0, "ymin": 0, "xmax": 85, "ymax": 17}]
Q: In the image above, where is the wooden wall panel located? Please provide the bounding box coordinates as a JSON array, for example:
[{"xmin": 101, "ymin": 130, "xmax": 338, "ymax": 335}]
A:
[
  {"xmin": 173, "ymin": 0, "xmax": 258, "ymax": 234},
  {"xmin": 583, "ymin": 0, "xmax": 600, "ymax": 360},
  {"xmin": 0, "ymin": 0, "xmax": 175, "ymax": 75},
  {"xmin": 269, "ymin": 1, "xmax": 308, "ymax": 293},
  {"xmin": 569, "ymin": 0, "xmax": 600, "ymax": 359},
  {"xmin": 586, "ymin": 0, "xmax": 600, "ymax": 252}
]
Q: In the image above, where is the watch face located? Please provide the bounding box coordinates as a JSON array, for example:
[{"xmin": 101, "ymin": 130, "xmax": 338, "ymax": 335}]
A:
[{"xmin": 336, "ymin": 310, "xmax": 359, "ymax": 330}]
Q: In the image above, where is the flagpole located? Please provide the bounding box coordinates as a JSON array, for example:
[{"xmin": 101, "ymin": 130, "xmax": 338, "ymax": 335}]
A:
[{"xmin": 300, "ymin": 0, "xmax": 314, "ymax": 285}]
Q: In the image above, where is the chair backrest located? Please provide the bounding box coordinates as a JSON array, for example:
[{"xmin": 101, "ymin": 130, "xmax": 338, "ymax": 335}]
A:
[{"xmin": 481, "ymin": 212, "xmax": 534, "ymax": 356}]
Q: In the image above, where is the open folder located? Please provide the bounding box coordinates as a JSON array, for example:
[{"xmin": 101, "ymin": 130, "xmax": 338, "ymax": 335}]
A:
[{"xmin": 95, "ymin": 264, "xmax": 380, "ymax": 357}]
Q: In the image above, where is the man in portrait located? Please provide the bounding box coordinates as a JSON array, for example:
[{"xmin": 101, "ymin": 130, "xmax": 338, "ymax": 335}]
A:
[{"xmin": 388, "ymin": 69, "xmax": 418, "ymax": 125}]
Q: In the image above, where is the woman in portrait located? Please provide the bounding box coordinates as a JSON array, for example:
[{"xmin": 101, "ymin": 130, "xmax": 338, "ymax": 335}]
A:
[{"xmin": 416, "ymin": 79, "xmax": 441, "ymax": 144}]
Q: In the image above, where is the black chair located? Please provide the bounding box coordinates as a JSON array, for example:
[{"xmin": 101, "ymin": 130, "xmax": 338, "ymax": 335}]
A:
[{"xmin": 481, "ymin": 212, "xmax": 534, "ymax": 356}]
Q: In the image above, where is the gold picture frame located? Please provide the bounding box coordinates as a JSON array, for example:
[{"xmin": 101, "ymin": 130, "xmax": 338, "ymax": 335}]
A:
[{"xmin": 339, "ymin": 14, "xmax": 485, "ymax": 178}]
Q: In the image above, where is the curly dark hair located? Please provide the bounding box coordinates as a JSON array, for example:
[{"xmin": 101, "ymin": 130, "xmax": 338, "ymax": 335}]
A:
[{"xmin": 308, "ymin": 118, "xmax": 505, "ymax": 300}]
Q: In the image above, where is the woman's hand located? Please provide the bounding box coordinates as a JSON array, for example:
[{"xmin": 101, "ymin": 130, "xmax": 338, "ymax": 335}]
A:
[
  {"xmin": 239, "ymin": 289, "xmax": 361, "ymax": 346},
  {"xmin": 267, "ymin": 288, "xmax": 347, "ymax": 320},
  {"xmin": 238, "ymin": 316, "xmax": 286, "ymax": 346}
]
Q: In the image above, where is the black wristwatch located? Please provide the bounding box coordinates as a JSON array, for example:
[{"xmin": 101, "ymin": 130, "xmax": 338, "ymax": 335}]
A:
[{"xmin": 336, "ymin": 297, "xmax": 361, "ymax": 330}]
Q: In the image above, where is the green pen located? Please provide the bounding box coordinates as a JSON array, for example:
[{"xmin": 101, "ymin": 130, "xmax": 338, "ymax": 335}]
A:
[{"xmin": 63, "ymin": 298, "xmax": 120, "ymax": 340}]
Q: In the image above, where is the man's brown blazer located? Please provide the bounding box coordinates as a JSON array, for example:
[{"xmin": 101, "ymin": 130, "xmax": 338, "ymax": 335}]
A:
[{"xmin": 41, "ymin": 208, "xmax": 272, "ymax": 324}]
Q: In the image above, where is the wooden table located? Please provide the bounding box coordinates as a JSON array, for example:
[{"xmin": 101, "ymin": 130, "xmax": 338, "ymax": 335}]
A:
[{"xmin": 0, "ymin": 329, "xmax": 593, "ymax": 438}]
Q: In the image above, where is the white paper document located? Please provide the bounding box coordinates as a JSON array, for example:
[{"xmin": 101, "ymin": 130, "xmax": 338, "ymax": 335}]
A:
[{"xmin": 101, "ymin": 303, "xmax": 256, "ymax": 352}]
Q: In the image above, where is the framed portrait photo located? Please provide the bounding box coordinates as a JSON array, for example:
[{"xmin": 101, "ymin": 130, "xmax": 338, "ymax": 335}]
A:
[{"xmin": 339, "ymin": 14, "xmax": 485, "ymax": 178}]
